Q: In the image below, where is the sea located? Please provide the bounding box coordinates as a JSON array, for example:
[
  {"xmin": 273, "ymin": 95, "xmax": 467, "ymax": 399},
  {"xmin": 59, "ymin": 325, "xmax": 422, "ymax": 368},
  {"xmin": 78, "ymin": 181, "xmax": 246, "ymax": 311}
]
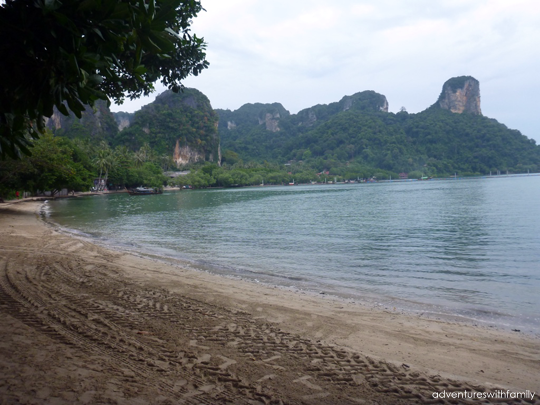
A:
[{"xmin": 45, "ymin": 175, "xmax": 540, "ymax": 335}]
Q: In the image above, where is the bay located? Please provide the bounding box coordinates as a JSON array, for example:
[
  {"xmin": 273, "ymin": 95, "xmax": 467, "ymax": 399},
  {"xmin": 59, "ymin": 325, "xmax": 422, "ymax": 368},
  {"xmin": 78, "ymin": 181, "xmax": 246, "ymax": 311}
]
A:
[{"xmin": 47, "ymin": 176, "xmax": 540, "ymax": 334}]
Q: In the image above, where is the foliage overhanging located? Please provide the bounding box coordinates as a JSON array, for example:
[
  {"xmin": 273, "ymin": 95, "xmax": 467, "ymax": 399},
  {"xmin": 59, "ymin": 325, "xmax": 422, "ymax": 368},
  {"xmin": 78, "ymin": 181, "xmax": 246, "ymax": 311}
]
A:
[{"xmin": 0, "ymin": 0, "xmax": 208, "ymax": 159}]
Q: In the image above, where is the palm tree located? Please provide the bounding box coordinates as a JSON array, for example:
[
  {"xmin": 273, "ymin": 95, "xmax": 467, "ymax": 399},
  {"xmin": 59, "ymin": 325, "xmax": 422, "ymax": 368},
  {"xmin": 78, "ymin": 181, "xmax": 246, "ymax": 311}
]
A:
[
  {"xmin": 114, "ymin": 145, "xmax": 132, "ymax": 162},
  {"xmin": 93, "ymin": 150, "xmax": 108, "ymax": 191},
  {"xmin": 133, "ymin": 143, "xmax": 153, "ymax": 168},
  {"xmin": 140, "ymin": 143, "xmax": 153, "ymax": 161},
  {"xmin": 93, "ymin": 143, "xmax": 115, "ymax": 191},
  {"xmin": 159, "ymin": 154, "xmax": 174, "ymax": 171},
  {"xmin": 102, "ymin": 154, "xmax": 117, "ymax": 190},
  {"xmin": 133, "ymin": 150, "xmax": 146, "ymax": 168}
]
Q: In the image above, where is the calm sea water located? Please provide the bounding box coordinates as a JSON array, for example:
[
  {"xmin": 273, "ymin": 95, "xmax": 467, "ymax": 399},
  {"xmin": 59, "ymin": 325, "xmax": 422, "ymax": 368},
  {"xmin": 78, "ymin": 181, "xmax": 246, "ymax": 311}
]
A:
[{"xmin": 47, "ymin": 176, "xmax": 540, "ymax": 334}]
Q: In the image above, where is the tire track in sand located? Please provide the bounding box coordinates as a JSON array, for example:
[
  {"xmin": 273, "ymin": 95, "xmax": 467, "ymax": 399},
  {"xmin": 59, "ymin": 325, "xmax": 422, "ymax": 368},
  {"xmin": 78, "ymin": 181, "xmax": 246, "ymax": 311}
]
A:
[
  {"xmin": 0, "ymin": 255, "xmax": 259, "ymax": 404},
  {"xmin": 1, "ymin": 244, "xmax": 537, "ymax": 405}
]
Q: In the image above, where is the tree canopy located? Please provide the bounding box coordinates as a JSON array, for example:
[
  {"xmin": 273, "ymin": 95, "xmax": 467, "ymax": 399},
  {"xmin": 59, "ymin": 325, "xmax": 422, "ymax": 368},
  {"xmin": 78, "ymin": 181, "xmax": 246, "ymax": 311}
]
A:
[{"xmin": 0, "ymin": 0, "xmax": 208, "ymax": 159}]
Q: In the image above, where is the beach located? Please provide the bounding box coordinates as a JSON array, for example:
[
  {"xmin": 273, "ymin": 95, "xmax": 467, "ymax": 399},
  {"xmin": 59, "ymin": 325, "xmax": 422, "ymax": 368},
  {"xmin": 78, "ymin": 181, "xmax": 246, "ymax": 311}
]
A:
[{"xmin": 0, "ymin": 201, "xmax": 538, "ymax": 404}]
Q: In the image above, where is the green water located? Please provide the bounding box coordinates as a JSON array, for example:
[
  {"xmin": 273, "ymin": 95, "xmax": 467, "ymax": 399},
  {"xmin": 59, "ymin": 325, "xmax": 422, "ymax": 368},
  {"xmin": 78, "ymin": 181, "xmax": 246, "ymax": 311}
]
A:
[{"xmin": 47, "ymin": 176, "xmax": 540, "ymax": 334}]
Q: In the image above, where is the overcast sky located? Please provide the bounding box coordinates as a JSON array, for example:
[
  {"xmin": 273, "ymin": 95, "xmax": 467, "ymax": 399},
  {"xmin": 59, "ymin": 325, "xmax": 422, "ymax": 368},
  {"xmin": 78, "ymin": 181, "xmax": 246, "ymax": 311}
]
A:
[{"xmin": 111, "ymin": 0, "xmax": 540, "ymax": 143}]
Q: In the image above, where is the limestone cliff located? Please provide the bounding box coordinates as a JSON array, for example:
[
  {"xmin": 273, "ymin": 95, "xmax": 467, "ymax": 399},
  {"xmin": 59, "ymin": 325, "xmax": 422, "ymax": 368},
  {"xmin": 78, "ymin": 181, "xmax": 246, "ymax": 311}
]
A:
[
  {"xmin": 114, "ymin": 89, "xmax": 221, "ymax": 167},
  {"xmin": 173, "ymin": 141, "xmax": 205, "ymax": 166},
  {"xmin": 258, "ymin": 112, "xmax": 281, "ymax": 132},
  {"xmin": 45, "ymin": 99, "xmax": 118, "ymax": 140},
  {"xmin": 172, "ymin": 126, "xmax": 221, "ymax": 166},
  {"xmin": 112, "ymin": 111, "xmax": 134, "ymax": 131},
  {"xmin": 437, "ymin": 76, "xmax": 482, "ymax": 115}
]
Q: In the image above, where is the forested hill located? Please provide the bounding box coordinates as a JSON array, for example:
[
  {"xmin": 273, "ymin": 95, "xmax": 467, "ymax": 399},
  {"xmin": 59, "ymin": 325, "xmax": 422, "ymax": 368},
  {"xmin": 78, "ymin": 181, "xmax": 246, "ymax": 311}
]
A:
[
  {"xmin": 47, "ymin": 88, "xmax": 220, "ymax": 167},
  {"xmin": 44, "ymin": 76, "xmax": 540, "ymax": 176},
  {"xmin": 217, "ymin": 79, "xmax": 540, "ymax": 176},
  {"xmin": 112, "ymin": 89, "xmax": 220, "ymax": 166},
  {"xmin": 46, "ymin": 99, "xmax": 119, "ymax": 142}
]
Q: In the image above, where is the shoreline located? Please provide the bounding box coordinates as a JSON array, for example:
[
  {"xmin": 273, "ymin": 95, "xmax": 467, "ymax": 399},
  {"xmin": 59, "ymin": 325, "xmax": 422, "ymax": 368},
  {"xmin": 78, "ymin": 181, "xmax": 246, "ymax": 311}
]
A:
[
  {"xmin": 49, "ymin": 226, "xmax": 540, "ymax": 337},
  {"xmin": 1, "ymin": 201, "xmax": 539, "ymax": 404},
  {"xmin": 43, "ymin": 198, "xmax": 540, "ymax": 338}
]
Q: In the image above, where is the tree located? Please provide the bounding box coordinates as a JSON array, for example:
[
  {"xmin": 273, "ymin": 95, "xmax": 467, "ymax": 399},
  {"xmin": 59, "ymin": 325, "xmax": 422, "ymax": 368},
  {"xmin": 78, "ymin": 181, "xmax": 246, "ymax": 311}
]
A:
[
  {"xmin": 0, "ymin": 131, "xmax": 93, "ymax": 197},
  {"xmin": 216, "ymin": 172, "xmax": 233, "ymax": 187},
  {"xmin": 108, "ymin": 145, "xmax": 132, "ymax": 187},
  {"xmin": 230, "ymin": 170, "xmax": 249, "ymax": 186},
  {"xmin": 127, "ymin": 162, "xmax": 167, "ymax": 188},
  {"xmin": 93, "ymin": 142, "xmax": 116, "ymax": 190},
  {"xmin": 0, "ymin": 0, "xmax": 208, "ymax": 159},
  {"xmin": 222, "ymin": 149, "xmax": 240, "ymax": 166}
]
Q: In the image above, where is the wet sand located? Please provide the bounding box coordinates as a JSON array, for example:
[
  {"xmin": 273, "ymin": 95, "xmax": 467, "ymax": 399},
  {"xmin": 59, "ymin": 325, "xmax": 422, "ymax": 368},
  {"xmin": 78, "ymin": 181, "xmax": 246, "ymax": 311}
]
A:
[{"xmin": 0, "ymin": 201, "xmax": 538, "ymax": 404}]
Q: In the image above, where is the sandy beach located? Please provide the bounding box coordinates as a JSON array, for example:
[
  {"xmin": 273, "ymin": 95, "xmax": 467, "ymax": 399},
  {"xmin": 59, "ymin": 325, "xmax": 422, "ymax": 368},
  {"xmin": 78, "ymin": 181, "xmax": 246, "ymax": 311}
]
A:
[{"xmin": 0, "ymin": 201, "xmax": 538, "ymax": 404}]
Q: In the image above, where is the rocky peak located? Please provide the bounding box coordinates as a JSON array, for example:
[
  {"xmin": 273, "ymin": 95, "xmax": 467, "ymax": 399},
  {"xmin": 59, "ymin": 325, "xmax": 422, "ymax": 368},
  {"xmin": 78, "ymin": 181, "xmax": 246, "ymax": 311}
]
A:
[
  {"xmin": 437, "ymin": 76, "xmax": 482, "ymax": 115},
  {"xmin": 295, "ymin": 91, "xmax": 388, "ymax": 128},
  {"xmin": 340, "ymin": 91, "xmax": 389, "ymax": 113}
]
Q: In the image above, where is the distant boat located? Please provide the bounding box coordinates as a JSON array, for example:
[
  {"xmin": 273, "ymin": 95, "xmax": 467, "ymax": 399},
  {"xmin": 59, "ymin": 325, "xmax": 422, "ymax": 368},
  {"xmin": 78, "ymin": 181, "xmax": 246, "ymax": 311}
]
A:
[
  {"xmin": 128, "ymin": 186, "xmax": 163, "ymax": 195},
  {"xmin": 288, "ymin": 179, "xmax": 295, "ymax": 185}
]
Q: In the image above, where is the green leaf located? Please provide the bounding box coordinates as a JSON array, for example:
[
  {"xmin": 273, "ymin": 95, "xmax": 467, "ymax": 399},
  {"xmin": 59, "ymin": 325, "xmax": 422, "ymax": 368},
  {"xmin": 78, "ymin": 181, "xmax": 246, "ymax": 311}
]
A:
[
  {"xmin": 92, "ymin": 27, "xmax": 105, "ymax": 41},
  {"xmin": 57, "ymin": 103, "xmax": 69, "ymax": 116},
  {"xmin": 66, "ymin": 96, "xmax": 85, "ymax": 119},
  {"xmin": 69, "ymin": 54, "xmax": 80, "ymax": 75}
]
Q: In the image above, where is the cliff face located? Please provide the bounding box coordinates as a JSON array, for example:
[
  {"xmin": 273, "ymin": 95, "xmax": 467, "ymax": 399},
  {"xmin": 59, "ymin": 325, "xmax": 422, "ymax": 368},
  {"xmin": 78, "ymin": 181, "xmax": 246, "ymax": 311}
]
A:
[
  {"xmin": 46, "ymin": 109, "xmax": 65, "ymax": 130},
  {"xmin": 173, "ymin": 141, "xmax": 205, "ymax": 166},
  {"xmin": 112, "ymin": 111, "xmax": 135, "ymax": 131},
  {"xmin": 437, "ymin": 76, "xmax": 482, "ymax": 115},
  {"xmin": 258, "ymin": 112, "xmax": 281, "ymax": 132},
  {"xmin": 172, "ymin": 128, "xmax": 221, "ymax": 166},
  {"xmin": 114, "ymin": 89, "xmax": 221, "ymax": 167},
  {"xmin": 45, "ymin": 99, "xmax": 118, "ymax": 140}
]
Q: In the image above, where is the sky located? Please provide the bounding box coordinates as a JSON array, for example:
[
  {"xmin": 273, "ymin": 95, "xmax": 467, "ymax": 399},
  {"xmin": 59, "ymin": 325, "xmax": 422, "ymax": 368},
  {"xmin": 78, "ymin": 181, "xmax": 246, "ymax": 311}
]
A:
[{"xmin": 111, "ymin": 0, "xmax": 540, "ymax": 144}]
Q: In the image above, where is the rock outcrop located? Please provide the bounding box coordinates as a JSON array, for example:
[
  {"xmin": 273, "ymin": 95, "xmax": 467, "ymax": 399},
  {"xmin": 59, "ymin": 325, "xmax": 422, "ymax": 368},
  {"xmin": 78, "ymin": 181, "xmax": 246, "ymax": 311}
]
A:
[
  {"xmin": 173, "ymin": 133, "xmax": 221, "ymax": 166},
  {"xmin": 340, "ymin": 91, "xmax": 388, "ymax": 113},
  {"xmin": 258, "ymin": 112, "xmax": 281, "ymax": 132},
  {"xmin": 45, "ymin": 99, "xmax": 119, "ymax": 140},
  {"xmin": 437, "ymin": 76, "xmax": 482, "ymax": 115},
  {"xmin": 112, "ymin": 111, "xmax": 134, "ymax": 131},
  {"xmin": 173, "ymin": 141, "xmax": 205, "ymax": 166}
]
